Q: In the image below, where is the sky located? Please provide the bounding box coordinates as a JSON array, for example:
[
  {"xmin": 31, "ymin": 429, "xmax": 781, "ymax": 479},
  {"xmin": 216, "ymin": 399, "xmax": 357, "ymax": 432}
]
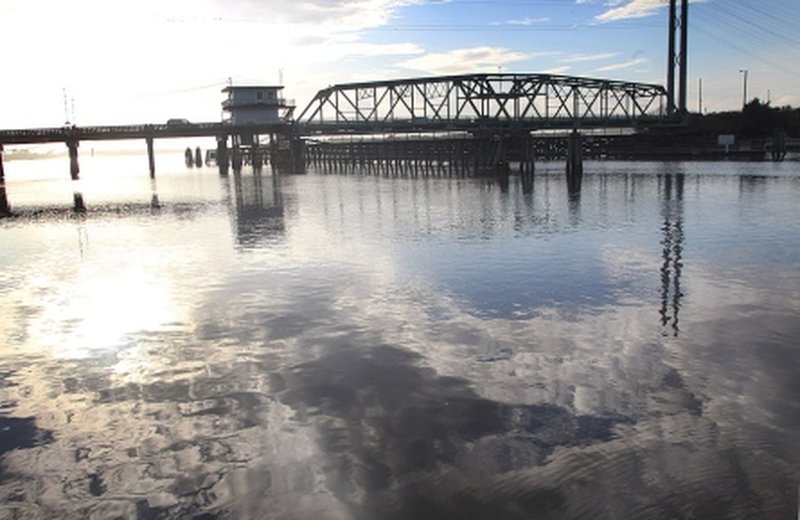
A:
[{"xmin": 0, "ymin": 0, "xmax": 798, "ymax": 129}]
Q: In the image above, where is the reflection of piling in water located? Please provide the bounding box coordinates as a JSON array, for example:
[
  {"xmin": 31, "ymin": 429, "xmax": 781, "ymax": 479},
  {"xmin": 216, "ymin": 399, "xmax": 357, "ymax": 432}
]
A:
[
  {"xmin": 252, "ymin": 140, "xmax": 263, "ymax": 172},
  {"xmin": 0, "ymin": 183, "xmax": 9, "ymax": 216},
  {"xmin": 659, "ymin": 172, "xmax": 684, "ymax": 336}
]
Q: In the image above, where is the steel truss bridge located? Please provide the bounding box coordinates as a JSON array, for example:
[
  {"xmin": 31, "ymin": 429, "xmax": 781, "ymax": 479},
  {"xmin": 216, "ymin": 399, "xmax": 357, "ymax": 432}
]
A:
[{"xmin": 296, "ymin": 73, "xmax": 676, "ymax": 134}]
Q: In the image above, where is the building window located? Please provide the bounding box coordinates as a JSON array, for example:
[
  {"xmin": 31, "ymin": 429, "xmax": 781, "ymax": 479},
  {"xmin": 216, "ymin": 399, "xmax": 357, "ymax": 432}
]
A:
[
  {"xmin": 256, "ymin": 91, "xmax": 263, "ymax": 100},
  {"xmin": 269, "ymin": 91, "xmax": 275, "ymax": 99}
]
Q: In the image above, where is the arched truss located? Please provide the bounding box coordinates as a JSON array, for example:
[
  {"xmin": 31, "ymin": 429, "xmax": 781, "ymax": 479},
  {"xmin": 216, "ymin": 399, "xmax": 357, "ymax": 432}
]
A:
[{"xmin": 297, "ymin": 73, "xmax": 672, "ymax": 133}]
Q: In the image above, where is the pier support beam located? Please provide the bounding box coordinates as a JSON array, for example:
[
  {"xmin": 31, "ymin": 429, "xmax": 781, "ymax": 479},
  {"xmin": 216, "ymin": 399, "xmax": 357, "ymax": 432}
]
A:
[
  {"xmin": 146, "ymin": 137, "xmax": 156, "ymax": 178},
  {"xmin": 232, "ymin": 144, "xmax": 243, "ymax": 173},
  {"xmin": 291, "ymin": 138, "xmax": 306, "ymax": 175},
  {"xmin": 67, "ymin": 140, "xmax": 80, "ymax": 180},
  {"xmin": 517, "ymin": 133, "xmax": 535, "ymax": 194},
  {"xmin": 0, "ymin": 144, "xmax": 5, "ymax": 181},
  {"xmin": 216, "ymin": 135, "xmax": 229, "ymax": 176},
  {"xmin": 566, "ymin": 130, "xmax": 583, "ymax": 194}
]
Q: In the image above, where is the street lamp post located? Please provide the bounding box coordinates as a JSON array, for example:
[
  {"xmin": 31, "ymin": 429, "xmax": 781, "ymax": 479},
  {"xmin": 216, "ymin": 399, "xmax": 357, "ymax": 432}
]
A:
[{"xmin": 739, "ymin": 69, "xmax": 748, "ymax": 110}]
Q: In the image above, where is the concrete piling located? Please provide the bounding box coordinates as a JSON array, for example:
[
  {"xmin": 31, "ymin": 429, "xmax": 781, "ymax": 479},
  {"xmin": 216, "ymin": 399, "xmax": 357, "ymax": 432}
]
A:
[
  {"xmin": 67, "ymin": 140, "xmax": 80, "ymax": 180},
  {"xmin": 566, "ymin": 130, "xmax": 583, "ymax": 194}
]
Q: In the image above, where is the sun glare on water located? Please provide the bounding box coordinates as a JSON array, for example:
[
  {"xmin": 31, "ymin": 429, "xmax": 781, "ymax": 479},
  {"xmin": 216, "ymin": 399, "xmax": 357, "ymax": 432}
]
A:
[{"xmin": 27, "ymin": 264, "xmax": 184, "ymax": 360}]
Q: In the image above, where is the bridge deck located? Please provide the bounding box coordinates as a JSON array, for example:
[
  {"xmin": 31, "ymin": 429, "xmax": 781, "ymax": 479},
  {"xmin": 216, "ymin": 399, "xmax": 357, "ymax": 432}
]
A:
[{"xmin": 0, "ymin": 122, "xmax": 293, "ymax": 146}]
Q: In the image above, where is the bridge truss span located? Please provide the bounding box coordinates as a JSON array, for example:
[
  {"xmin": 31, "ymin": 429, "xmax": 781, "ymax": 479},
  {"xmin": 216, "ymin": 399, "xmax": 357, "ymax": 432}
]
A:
[{"xmin": 297, "ymin": 73, "xmax": 673, "ymax": 133}]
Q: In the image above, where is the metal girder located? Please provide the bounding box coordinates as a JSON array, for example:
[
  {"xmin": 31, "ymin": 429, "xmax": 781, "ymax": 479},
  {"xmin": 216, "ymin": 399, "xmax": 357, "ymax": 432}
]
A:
[{"xmin": 296, "ymin": 73, "xmax": 671, "ymax": 133}]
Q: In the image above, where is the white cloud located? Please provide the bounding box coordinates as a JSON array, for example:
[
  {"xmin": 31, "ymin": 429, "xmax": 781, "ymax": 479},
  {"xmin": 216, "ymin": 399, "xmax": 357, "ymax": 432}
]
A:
[
  {"xmin": 544, "ymin": 66, "xmax": 572, "ymax": 75},
  {"xmin": 493, "ymin": 17, "xmax": 551, "ymax": 26},
  {"xmin": 594, "ymin": 56, "xmax": 648, "ymax": 72},
  {"xmin": 562, "ymin": 52, "xmax": 618, "ymax": 63},
  {"xmin": 398, "ymin": 47, "xmax": 529, "ymax": 75},
  {"xmin": 595, "ymin": 0, "xmax": 663, "ymax": 22},
  {"xmin": 595, "ymin": 0, "xmax": 705, "ymax": 22}
]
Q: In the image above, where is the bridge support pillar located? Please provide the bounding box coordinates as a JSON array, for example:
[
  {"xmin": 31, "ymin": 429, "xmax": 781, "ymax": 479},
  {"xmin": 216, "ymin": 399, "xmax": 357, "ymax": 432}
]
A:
[
  {"xmin": 146, "ymin": 137, "xmax": 156, "ymax": 178},
  {"xmin": 0, "ymin": 144, "xmax": 5, "ymax": 182},
  {"xmin": 216, "ymin": 135, "xmax": 229, "ymax": 176},
  {"xmin": 566, "ymin": 130, "xmax": 583, "ymax": 194},
  {"xmin": 67, "ymin": 140, "xmax": 80, "ymax": 180},
  {"xmin": 520, "ymin": 133, "xmax": 535, "ymax": 194},
  {"xmin": 231, "ymin": 135, "xmax": 243, "ymax": 173}
]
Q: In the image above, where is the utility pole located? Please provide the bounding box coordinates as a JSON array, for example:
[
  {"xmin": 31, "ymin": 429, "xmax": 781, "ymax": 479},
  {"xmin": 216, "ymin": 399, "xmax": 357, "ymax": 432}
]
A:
[
  {"xmin": 62, "ymin": 88, "xmax": 71, "ymax": 125},
  {"xmin": 678, "ymin": 0, "xmax": 688, "ymax": 113},
  {"xmin": 667, "ymin": 0, "xmax": 688, "ymax": 114},
  {"xmin": 698, "ymin": 78, "xmax": 702, "ymax": 114},
  {"xmin": 739, "ymin": 69, "xmax": 748, "ymax": 110},
  {"xmin": 667, "ymin": 0, "xmax": 677, "ymax": 114}
]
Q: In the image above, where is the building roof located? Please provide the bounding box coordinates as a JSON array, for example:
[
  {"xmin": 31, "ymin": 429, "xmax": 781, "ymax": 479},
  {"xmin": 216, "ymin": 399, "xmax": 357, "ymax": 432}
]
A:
[{"xmin": 222, "ymin": 85, "xmax": 285, "ymax": 93}]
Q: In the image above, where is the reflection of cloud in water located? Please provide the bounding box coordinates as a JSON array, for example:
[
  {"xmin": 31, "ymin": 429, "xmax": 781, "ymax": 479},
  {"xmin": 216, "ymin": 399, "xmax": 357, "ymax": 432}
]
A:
[
  {"xmin": 0, "ymin": 171, "xmax": 798, "ymax": 517},
  {"xmin": 280, "ymin": 342, "xmax": 631, "ymax": 519}
]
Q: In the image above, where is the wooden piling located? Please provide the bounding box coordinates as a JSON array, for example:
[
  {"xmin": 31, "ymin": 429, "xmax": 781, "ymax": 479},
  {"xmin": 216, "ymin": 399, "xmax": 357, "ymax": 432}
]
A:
[
  {"xmin": 216, "ymin": 135, "xmax": 229, "ymax": 176},
  {"xmin": 73, "ymin": 192, "xmax": 86, "ymax": 213},
  {"xmin": 67, "ymin": 140, "xmax": 80, "ymax": 180},
  {"xmin": 521, "ymin": 133, "xmax": 535, "ymax": 194},
  {"xmin": 146, "ymin": 137, "xmax": 156, "ymax": 178},
  {"xmin": 291, "ymin": 138, "xmax": 306, "ymax": 175},
  {"xmin": 0, "ymin": 144, "xmax": 5, "ymax": 181}
]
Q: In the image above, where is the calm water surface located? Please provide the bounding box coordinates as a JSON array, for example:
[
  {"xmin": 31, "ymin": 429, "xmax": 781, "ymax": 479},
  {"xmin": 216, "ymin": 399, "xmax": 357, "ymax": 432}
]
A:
[{"xmin": 1, "ymin": 154, "xmax": 799, "ymax": 519}]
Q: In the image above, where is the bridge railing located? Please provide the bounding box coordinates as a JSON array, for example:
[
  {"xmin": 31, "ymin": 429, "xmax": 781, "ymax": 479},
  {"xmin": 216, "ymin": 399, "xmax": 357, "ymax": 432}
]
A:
[{"xmin": 296, "ymin": 73, "xmax": 671, "ymax": 131}]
